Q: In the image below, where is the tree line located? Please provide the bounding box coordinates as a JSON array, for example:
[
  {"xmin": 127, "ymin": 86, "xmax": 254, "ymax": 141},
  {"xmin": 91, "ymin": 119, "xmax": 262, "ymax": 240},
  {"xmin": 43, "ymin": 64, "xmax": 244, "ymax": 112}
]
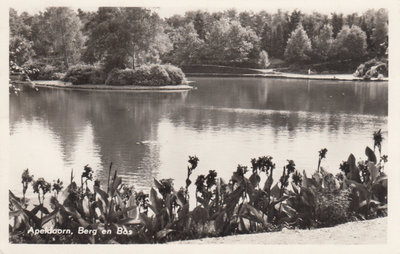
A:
[{"xmin": 10, "ymin": 7, "xmax": 388, "ymax": 73}]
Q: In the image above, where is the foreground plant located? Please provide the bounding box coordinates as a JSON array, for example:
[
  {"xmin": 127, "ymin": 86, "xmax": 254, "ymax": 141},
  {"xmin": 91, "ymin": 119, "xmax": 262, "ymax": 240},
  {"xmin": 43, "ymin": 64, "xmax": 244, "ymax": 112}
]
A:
[{"xmin": 9, "ymin": 130, "xmax": 388, "ymax": 243}]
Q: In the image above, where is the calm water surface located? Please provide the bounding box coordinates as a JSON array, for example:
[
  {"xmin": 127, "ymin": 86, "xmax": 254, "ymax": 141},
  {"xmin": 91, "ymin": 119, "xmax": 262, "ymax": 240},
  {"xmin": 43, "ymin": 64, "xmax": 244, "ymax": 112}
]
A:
[{"xmin": 9, "ymin": 77, "xmax": 388, "ymax": 194}]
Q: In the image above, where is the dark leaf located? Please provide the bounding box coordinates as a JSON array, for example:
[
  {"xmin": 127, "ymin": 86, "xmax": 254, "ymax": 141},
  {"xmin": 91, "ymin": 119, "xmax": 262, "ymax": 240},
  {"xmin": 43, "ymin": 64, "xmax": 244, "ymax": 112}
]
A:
[
  {"xmin": 347, "ymin": 154, "xmax": 361, "ymax": 182},
  {"xmin": 110, "ymin": 176, "xmax": 122, "ymax": 196},
  {"xmin": 345, "ymin": 178, "xmax": 369, "ymax": 201},
  {"xmin": 291, "ymin": 182, "xmax": 300, "ymax": 195},
  {"xmin": 270, "ymin": 183, "xmax": 280, "ymax": 198},
  {"xmin": 127, "ymin": 195, "xmax": 138, "ymax": 219},
  {"xmin": 149, "ymin": 188, "xmax": 162, "ymax": 214},
  {"xmin": 239, "ymin": 217, "xmax": 249, "ymax": 233},
  {"xmin": 41, "ymin": 207, "xmax": 59, "ymax": 226},
  {"xmin": 367, "ymin": 162, "xmax": 379, "ymax": 183},
  {"xmin": 214, "ymin": 211, "xmax": 226, "ymax": 233},
  {"xmin": 154, "ymin": 178, "xmax": 164, "ymax": 193},
  {"xmin": 249, "ymin": 173, "xmax": 261, "ymax": 189},
  {"xmin": 191, "ymin": 206, "xmax": 209, "ymax": 224},
  {"xmin": 263, "ymin": 173, "xmax": 273, "ymax": 193},
  {"xmin": 94, "ymin": 186, "xmax": 109, "ymax": 207},
  {"xmin": 365, "ymin": 146, "xmax": 377, "ymax": 164},
  {"xmin": 280, "ymin": 203, "xmax": 296, "ymax": 218}
]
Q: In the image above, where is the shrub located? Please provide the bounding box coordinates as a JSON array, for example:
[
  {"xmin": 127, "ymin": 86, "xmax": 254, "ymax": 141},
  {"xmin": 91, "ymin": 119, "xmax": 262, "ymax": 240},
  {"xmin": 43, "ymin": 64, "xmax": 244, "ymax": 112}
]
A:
[
  {"xmin": 258, "ymin": 50, "xmax": 270, "ymax": 69},
  {"xmin": 105, "ymin": 69, "xmax": 135, "ymax": 86},
  {"xmin": 354, "ymin": 58, "xmax": 388, "ymax": 79},
  {"xmin": 23, "ymin": 62, "xmax": 64, "ymax": 81},
  {"xmin": 314, "ymin": 189, "xmax": 353, "ymax": 227},
  {"xmin": 63, "ymin": 64, "xmax": 106, "ymax": 85},
  {"xmin": 158, "ymin": 64, "xmax": 184, "ymax": 84},
  {"xmin": 149, "ymin": 65, "xmax": 171, "ymax": 86},
  {"xmin": 105, "ymin": 64, "xmax": 186, "ymax": 86}
]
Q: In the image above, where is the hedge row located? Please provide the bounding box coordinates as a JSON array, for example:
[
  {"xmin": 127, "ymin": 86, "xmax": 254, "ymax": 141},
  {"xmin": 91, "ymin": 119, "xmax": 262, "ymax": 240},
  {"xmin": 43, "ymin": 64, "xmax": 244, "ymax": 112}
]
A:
[
  {"xmin": 63, "ymin": 65, "xmax": 107, "ymax": 85},
  {"xmin": 62, "ymin": 64, "xmax": 186, "ymax": 86},
  {"xmin": 105, "ymin": 64, "xmax": 186, "ymax": 86},
  {"xmin": 23, "ymin": 62, "xmax": 65, "ymax": 81}
]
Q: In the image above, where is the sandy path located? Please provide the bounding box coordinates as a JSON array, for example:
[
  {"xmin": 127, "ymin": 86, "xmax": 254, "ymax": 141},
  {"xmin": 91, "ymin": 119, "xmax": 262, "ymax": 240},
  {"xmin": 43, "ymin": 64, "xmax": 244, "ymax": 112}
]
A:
[{"xmin": 172, "ymin": 217, "xmax": 387, "ymax": 244}]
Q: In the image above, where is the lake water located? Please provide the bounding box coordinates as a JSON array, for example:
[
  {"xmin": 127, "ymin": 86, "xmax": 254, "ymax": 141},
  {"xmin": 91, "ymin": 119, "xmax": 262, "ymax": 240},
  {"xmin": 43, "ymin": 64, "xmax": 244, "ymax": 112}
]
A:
[{"xmin": 9, "ymin": 77, "xmax": 388, "ymax": 194}]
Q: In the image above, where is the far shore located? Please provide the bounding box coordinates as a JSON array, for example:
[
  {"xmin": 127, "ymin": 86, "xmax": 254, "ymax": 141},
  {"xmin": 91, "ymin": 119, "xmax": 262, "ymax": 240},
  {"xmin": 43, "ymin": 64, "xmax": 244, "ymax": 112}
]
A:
[
  {"xmin": 11, "ymin": 71, "xmax": 388, "ymax": 94},
  {"xmin": 185, "ymin": 72, "xmax": 388, "ymax": 81}
]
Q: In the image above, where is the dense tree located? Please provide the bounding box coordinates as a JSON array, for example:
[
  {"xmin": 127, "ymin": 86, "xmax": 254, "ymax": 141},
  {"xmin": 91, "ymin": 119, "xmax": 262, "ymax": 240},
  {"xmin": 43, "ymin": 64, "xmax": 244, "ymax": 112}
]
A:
[
  {"xmin": 331, "ymin": 13, "xmax": 344, "ymax": 38},
  {"xmin": 359, "ymin": 13, "xmax": 374, "ymax": 52},
  {"xmin": 9, "ymin": 9, "xmax": 31, "ymax": 39},
  {"xmin": 371, "ymin": 9, "xmax": 388, "ymax": 56},
  {"xmin": 332, "ymin": 25, "xmax": 367, "ymax": 61},
  {"xmin": 345, "ymin": 13, "xmax": 359, "ymax": 27},
  {"xmin": 164, "ymin": 23, "xmax": 204, "ymax": 65},
  {"xmin": 165, "ymin": 14, "xmax": 187, "ymax": 29},
  {"xmin": 193, "ymin": 12, "xmax": 207, "ymax": 40},
  {"xmin": 251, "ymin": 11, "xmax": 271, "ymax": 35},
  {"xmin": 9, "ymin": 7, "xmax": 388, "ymax": 72},
  {"xmin": 302, "ymin": 12, "xmax": 329, "ymax": 40},
  {"xmin": 287, "ymin": 9, "xmax": 303, "ymax": 33},
  {"xmin": 204, "ymin": 18, "xmax": 260, "ymax": 65},
  {"xmin": 312, "ymin": 24, "xmax": 334, "ymax": 61},
  {"xmin": 41, "ymin": 7, "xmax": 84, "ymax": 69},
  {"xmin": 183, "ymin": 11, "xmax": 215, "ymax": 39},
  {"xmin": 270, "ymin": 10, "xmax": 290, "ymax": 58},
  {"xmin": 239, "ymin": 11, "xmax": 254, "ymax": 28},
  {"xmin": 9, "ymin": 35, "xmax": 35, "ymax": 67},
  {"xmin": 284, "ymin": 24, "xmax": 312, "ymax": 63},
  {"xmin": 9, "ymin": 9, "xmax": 35, "ymax": 66},
  {"xmin": 260, "ymin": 23, "xmax": 273, "ymax": 53},
  {"xmin": 84, "ymin": 7, "xmax": 172, "ymax": 72}
]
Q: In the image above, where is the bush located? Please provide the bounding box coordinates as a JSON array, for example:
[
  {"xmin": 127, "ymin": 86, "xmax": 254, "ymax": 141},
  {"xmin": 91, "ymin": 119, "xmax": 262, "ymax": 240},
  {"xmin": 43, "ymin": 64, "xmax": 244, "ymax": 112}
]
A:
[
  {"xmin": 354, "ymin": 58, "xmax": 388, "ymax": 79},
  {"xmin": 63, "ymin": 64, "xmax": 106, "ymax": 85},
  {"xmin": 258, "ymin": 50, "xmax": 270, "ymax": 69},
  {"xmin": 23, "ymin": 62, "xmax": 64, "ymax": 81},
  {"xmin": 163, "ymin": 64, "xmax": 186, "ymax": 85},
  {"xmin": 105, "ymin": 68, "xmax": 135, "ymax": 86},
  {"xmin": 105, "ymin": 64, "xmax": 186, "ymax": 86},
  {"xmin": 149, "ymin": 65, "xmax": 171, "ymax": 86},
  {"xmin": 314, "ymin": 189, "xmax": 353, "ymax": 227}
]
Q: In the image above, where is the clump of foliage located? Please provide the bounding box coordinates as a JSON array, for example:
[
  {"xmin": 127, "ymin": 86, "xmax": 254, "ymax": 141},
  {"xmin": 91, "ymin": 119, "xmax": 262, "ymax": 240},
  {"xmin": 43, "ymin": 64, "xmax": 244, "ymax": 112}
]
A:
[
  {"xmin": 332, "ymin": 25, "xmax": 367, "ymax": 61},
  {"xmin": 23, "ymin": 62, "xmax": 65, "ymax": 81},
  {"xmin": 9, "ymin": 130, "xmax": 387, "ymax": 244},
  {"xmin": 258, "ymin": 50, "xmax": 270, "ymax": 69},
  {"xmin": 63, "ymin": 64, "xmax": 106, "ymax": 85},
  {"xmin": 354, "ymin": 59, "xmax": 388, "ymax": 80},
  {"xmin": 105, "ymin": 64, "xmax": 186, "ymax": 86},
  {"xmin": 284, "ymin": 24, "xmax": 312, "ymax": 63}
]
